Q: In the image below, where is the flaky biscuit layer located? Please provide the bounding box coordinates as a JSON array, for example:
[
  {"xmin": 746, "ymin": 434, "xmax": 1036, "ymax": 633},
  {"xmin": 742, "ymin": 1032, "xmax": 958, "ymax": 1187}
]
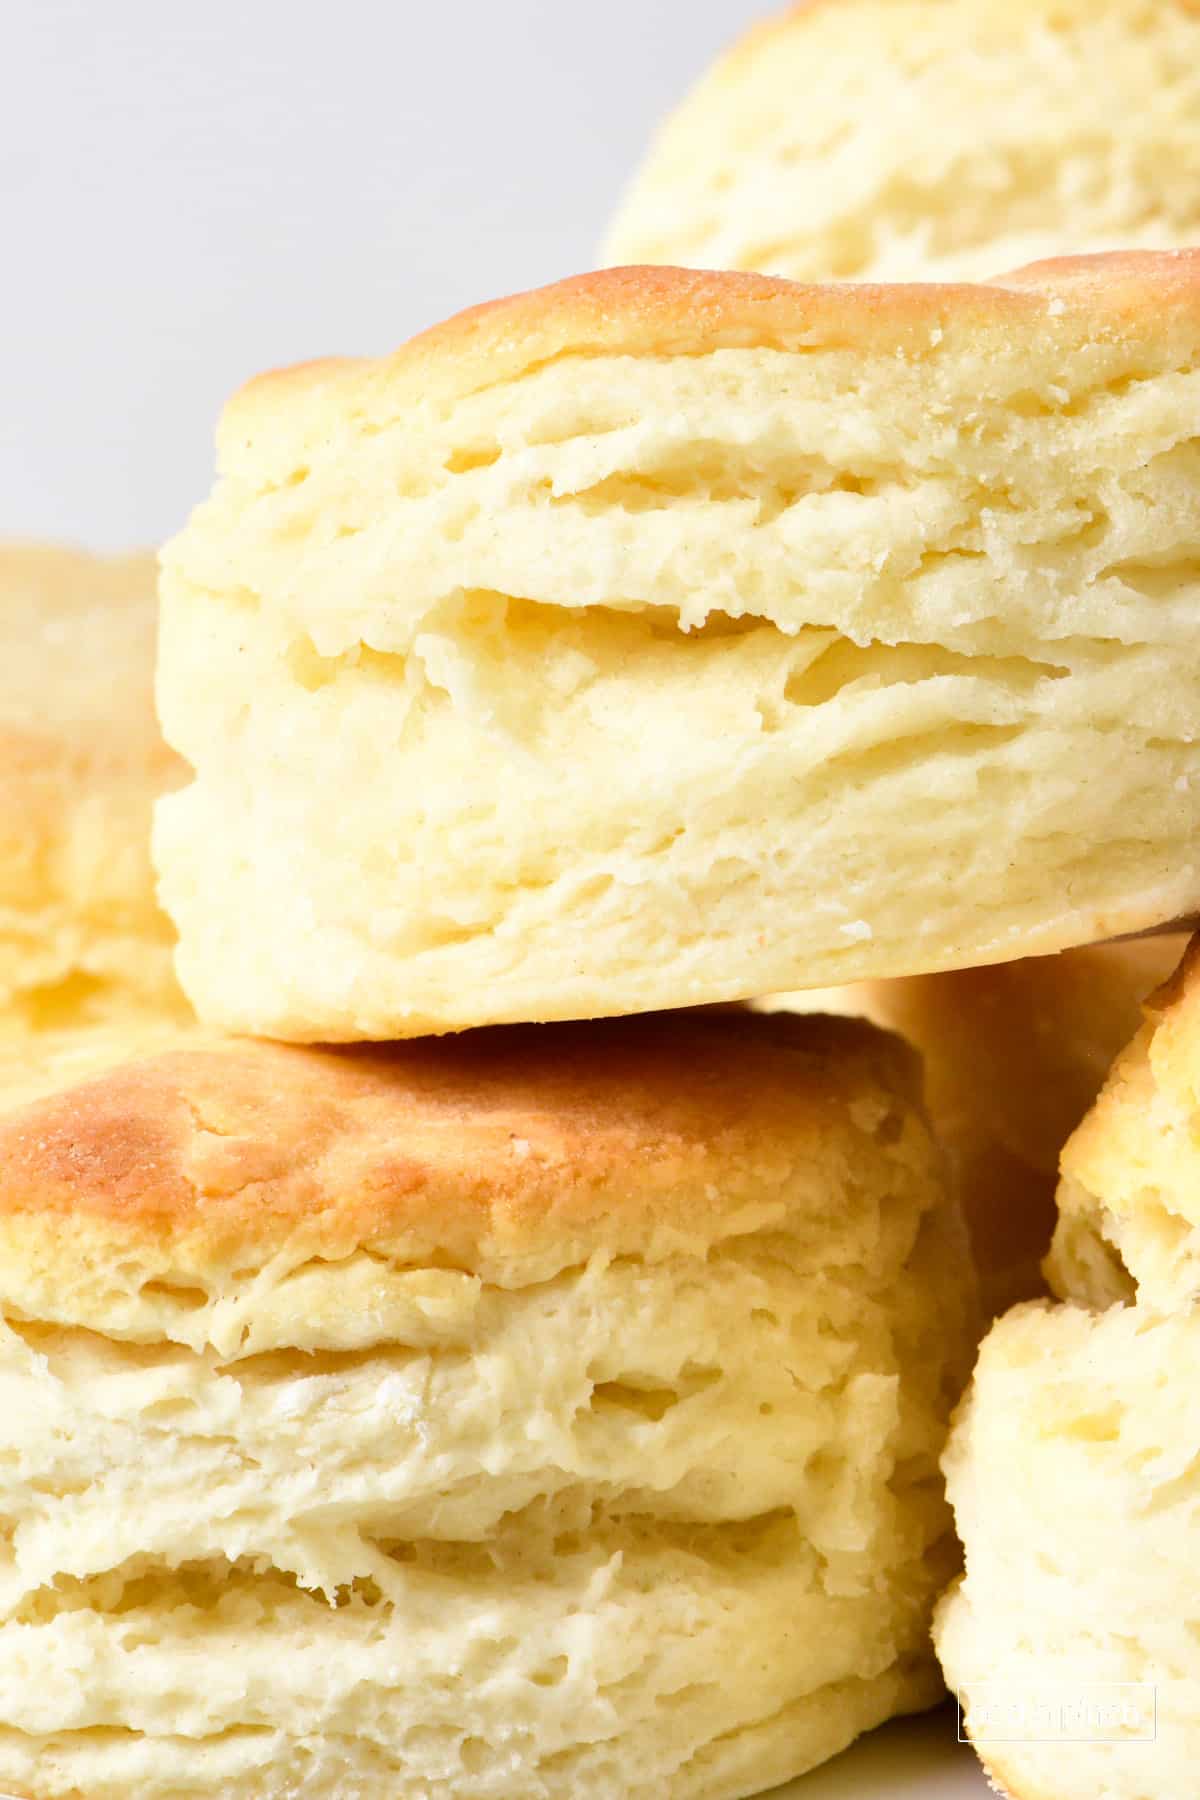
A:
[{"xmin": 160, "ymin": 254, "xmax": 1200, "ymax": 1037}]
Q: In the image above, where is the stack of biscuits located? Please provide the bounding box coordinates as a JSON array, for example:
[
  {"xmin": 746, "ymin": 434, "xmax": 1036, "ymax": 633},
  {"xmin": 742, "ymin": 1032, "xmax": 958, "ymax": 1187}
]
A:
[{"xmin": 2, "ymin": 2, "xmax": 1199, "ymax": 1796}]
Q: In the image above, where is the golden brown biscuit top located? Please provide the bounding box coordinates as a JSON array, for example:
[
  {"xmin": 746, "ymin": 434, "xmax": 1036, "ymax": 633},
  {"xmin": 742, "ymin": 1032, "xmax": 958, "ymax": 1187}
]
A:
[
  {"xmin": 0, "ymin": 1009, "xmax": 921, "ymax": 1284},
  {"xmin": 217, "ymin": 252, "xmax": 1200, "ymax": 467}
]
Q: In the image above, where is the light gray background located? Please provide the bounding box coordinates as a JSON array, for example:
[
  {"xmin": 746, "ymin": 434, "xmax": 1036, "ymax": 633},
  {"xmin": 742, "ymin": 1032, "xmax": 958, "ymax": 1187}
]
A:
[{"xmin": 2, "ymin": 0, "xmax": 757, "ymax": 551}]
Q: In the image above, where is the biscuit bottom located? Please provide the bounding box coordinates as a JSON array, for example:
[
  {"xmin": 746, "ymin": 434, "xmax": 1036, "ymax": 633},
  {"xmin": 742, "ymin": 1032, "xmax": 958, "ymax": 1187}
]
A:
[
  {"xmin": 0, "ymin": 1202, "xmax": 965, "ymax": 1798},
  {"xmin": 937, "ymin": 1302, "xmax": 1200, "ymax": 1800}
]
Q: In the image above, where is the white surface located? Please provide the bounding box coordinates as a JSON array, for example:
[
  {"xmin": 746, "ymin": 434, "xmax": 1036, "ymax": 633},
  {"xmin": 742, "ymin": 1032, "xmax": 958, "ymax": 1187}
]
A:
[
  {"xmin": 2, "ymin": 0, "xmax": 757, "ymax": 551},
  {"xmin": 768, "ymin": 1707, "xmax": 993, "ymax": 1797}
]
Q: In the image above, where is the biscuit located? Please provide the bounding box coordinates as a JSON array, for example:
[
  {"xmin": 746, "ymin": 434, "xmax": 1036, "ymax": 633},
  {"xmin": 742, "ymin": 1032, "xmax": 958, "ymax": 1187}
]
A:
[
  {"xmin": 604, "ymin": 0, "xmax": 1200, "ymax": 282},
  {"xmin": 765, "ymin": 937, "xmax": 1186, "ymax": 1314},
  {"xmin": 159, "ymin": 253, "xmax": 1200, "ymax": 1039},
  {"xmin": 0, "ymin": 1007, "xmax": 976, "ymax": 1799},
  {"xmin": 1048, "ymin": 932, "xmax": 1200, "ymax": 1310},
  {"xmin": 936, "ymin": 1299, "xmax": 1200, "ymax": 1800},
  {"xmin": 0, "ymin": 544, "xmax": 186, "ymax": 1027}
]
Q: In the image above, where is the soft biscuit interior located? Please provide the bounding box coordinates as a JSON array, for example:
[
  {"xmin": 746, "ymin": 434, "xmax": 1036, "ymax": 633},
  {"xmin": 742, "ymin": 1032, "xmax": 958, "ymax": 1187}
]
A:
[{"xmin": 937, "ymin": 1298, "xmax": 1200, "ymax": 1800}]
